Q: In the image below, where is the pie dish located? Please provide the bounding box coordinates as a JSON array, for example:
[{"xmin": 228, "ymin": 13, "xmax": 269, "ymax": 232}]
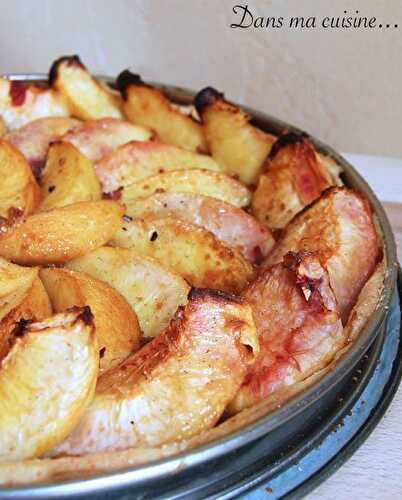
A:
[{"xmin": 0, "ymin": 57, "xmax": 397, "ymax": 494}]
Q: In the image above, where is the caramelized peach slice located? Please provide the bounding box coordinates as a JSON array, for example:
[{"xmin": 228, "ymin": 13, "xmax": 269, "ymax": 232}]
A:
[
  {"xmin": 125, "ymin": 192, "xmax": 274, "ymax": 263},
  {"xmin": 49, "ymin": 55, "xmax": 123, "ymax": 120},
  {"xmin": 4, "ymin": 117, "xmax": 80, "ymax": 178},
  {"xmin": 51, "ymin": 289, "xmax": 257, "ymax": 456},
  {"xmin": 95, "ymin": 140, "xmax": 220, "ymax": 193},
  {"xmin": 0, "ymin": 259, "xmax": 51, "ymax": 362},
  {"xmin": 61, "ymin": 118, "xmax": 152, "ymax": 162},
  {"xmin": 195, "ymin": 87, "xmax": 276, "ymax": 185},
  {"xmin": 228, "ymin": 251, "xmax": 344, "ymax": 414},
  {"xmin": 67, "ymin": 247, "xmax": 190, "ymax": 340},
  {"xmin": 40, "ymin": 268, "xmax": 141, "ymax": 373},
  {"xmin": 0, "ymin": 201, "xmax": 124, "ymax": 265},
  {"xmin": 265, "ymin": 187, "xmax": 379, "ymax": 323},
  {"xmin": 0, "ymin": 139, "xmax": 41, "ymax": 218},
  {"xmin": 40, "ymin": 141, "xmax": 101, "ymax": 210},
  {"xmin": 252, "ymin": 133, "xmax": 334, "ymax": 229},
  {"xmin": 117, "ymin": 70, "xmax": 207, "ymax": 153},
  {"xmin": 121, "ymin": 168, "xmax": 251, "ymax": 208},
  {"xmin": 111, "ymin": 217, "xmax": 254, "ymax": 293},
  {"xmin": 0, "ymin": 307, "xmax": 98, "ymax": 461}
]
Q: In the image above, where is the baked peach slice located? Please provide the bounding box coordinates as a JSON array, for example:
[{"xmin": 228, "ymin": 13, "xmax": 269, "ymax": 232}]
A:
[
  {"xmin": 117, "ymin": 70, "xmax": 207, "ymax": 153},
  {"xmin": 0, "ymin": 307, "xmax": 98, "ymax": 461},
  {"xmin": 0, "ymin": 77, "xmax": 70, "ymax": 130},
  {"xmin": 121, "ymin": 168, "xmax": 251, "ymax": 208},
  {"xmin": 125, "ymin": 192, "xmax": 274, "ymax": 264},
  {"xmin": 228, "ymin": 251, "xmax": 344, "ymax": 414},
  {"xmin": 0, "ymin": 200, "xmax": 124, "ymax": 265},
  {"xmin": 40, "ymin": 268, "xmax": 141, "ymax": 373},
  {"xmin": 0, "ymin": 259, "xmax": 51, "ymax": 362},
  {"xmin": 265, "ymin": 187, "xmax": 380, "ymax": 323},
  {"xmin": 49, "ymin": 55, "xmax": 123, "ymax": 120},
  {"xmin": 51, "ymin": 289, "xmax": 258, "ymax": 456},
  {"xmin": 0, "ymin": 139, "xmax": 41, "ymax": 217},
  {"xmin": 40, "ymin": 141, "xmax": 101, "ymax": 210},
  {"xmin": 111, "ymin": 217, "xmax": 254, "ymax": 293},
  {"xmin": 67, "ymin": 247, "xmax": 190, "ymax": 339},
  {"xmin": 252, "ymin": 133, "xmax": 334, "ymax": 230},
  {"xmin": 95, "ymin": 140, "xmax": 221, "ymax": 193},
  {"xmin": 61, "ymin": 118, "xmax": 152, "ymax": 163},
  {"xmin": 194, "ymin": 87, "xmax": 276, "ymax": 185},
  {"xmin": 4, "ymin": 117, "xmax": 80, "ymax": 178}
]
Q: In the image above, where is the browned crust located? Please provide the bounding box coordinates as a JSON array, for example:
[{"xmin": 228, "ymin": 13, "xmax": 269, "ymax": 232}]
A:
[
  {"xmin": 75, "ymin": 305, "xmax": 93, "ymax": 326},
  {"xmin": 48, "ymin": 55, "xmax": 84, "ymax": 87},
  {"xmin": 9, "ymin": 318, "xmax": 32, "ymax": 340}
]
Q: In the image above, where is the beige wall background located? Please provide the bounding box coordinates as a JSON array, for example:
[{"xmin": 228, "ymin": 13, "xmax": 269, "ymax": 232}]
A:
[{"xmin": 0, "ymin": 0, "xmax": 401, "ymax": 157}]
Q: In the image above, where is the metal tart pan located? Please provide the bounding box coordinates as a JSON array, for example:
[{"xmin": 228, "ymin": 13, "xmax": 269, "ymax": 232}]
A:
[{"xmin": 0, "ymin": 74, "xmax": 398, "ymax": 499}]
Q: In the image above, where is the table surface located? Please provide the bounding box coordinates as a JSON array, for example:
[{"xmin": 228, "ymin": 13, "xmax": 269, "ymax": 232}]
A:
[{"xmin": 308, "ymin": 155, "xmax": 402, "ymax": 499}]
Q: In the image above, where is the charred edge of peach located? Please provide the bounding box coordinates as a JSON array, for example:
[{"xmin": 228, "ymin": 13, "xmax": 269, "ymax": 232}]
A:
[
  {"xmin": 102, "ymin": 187, "xmax": 123, "ymax": 201},
  {"xmin": 189, "ymin": 287, "xmax": 243, "ymax": 305},
  {"xmin": 268, "ymin": 131, "xmax": 310, "ymax": 160},
  {"xmin": 116, "ymin": 70, "xmax": 146, "ymax": 99},
  {"xmin": 194, "ymin": 87, "xmax": 225, "ymax": 114},
  {"xmin": 48, "ymin": 55, "xmax": 85, "ymax": 86},
  {"xmin": 66, "ymin": 305, "xmax": 94, "ymax": 327},
  {"xmin": 10, "ymin": 317, "xmax": 33, "ymax": 340},
  {"xmin": 48, "ymin": 139, "xmax": 66, "ymax": 148}
]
